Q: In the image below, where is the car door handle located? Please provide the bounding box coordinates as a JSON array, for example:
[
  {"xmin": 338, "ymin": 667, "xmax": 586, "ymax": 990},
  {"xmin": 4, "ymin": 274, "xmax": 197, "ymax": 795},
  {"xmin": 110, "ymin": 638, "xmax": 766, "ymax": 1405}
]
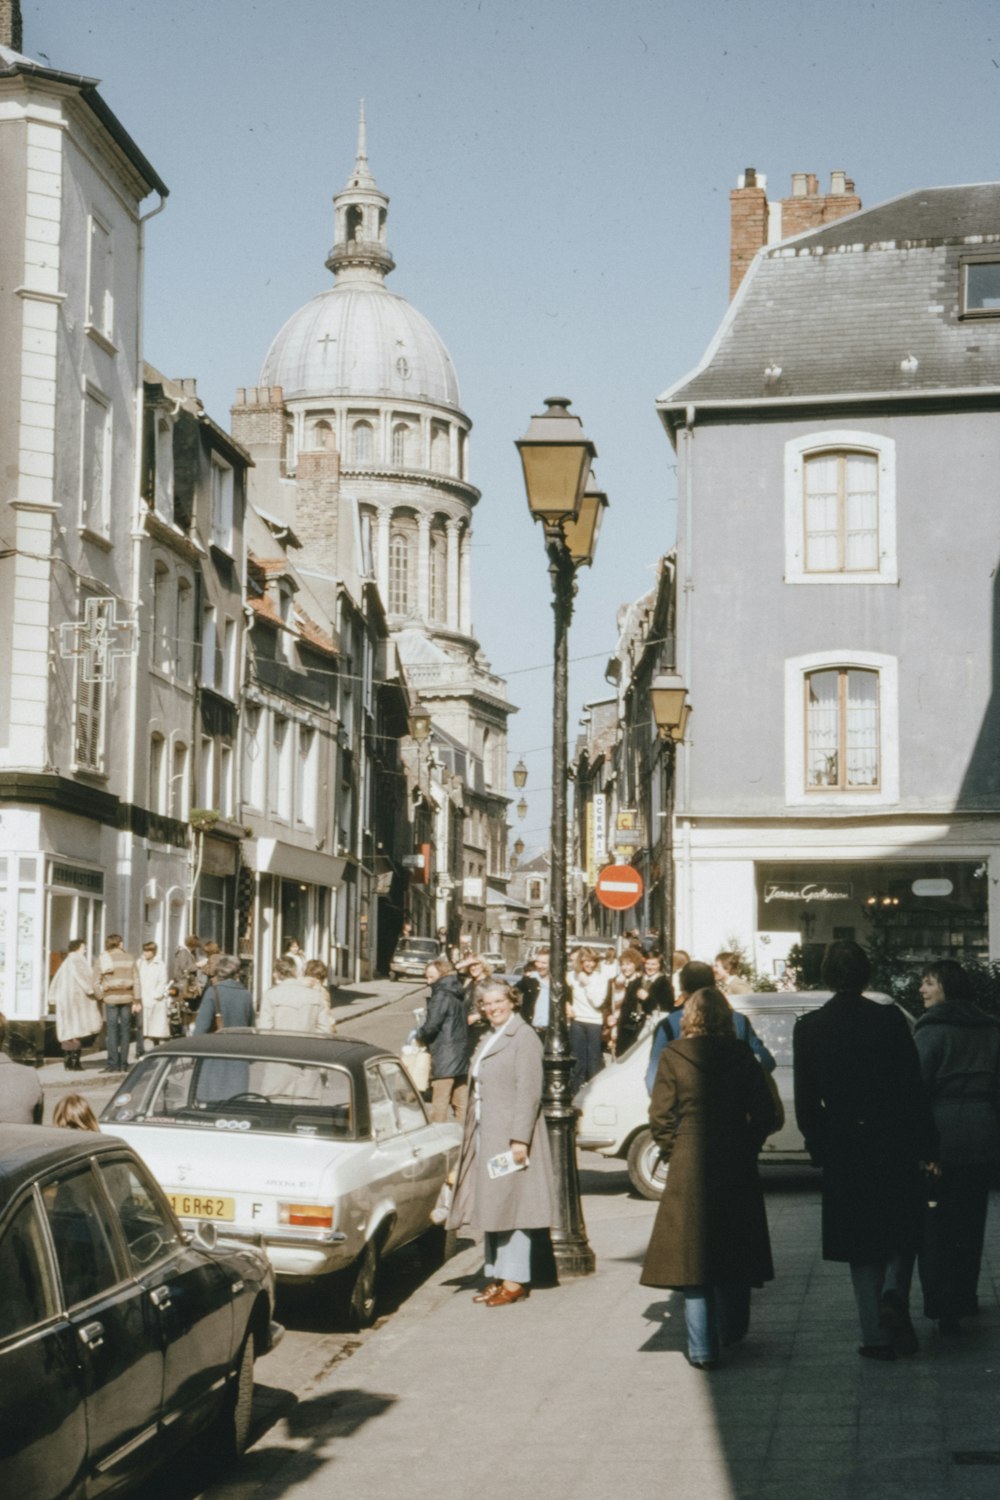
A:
[
  {"xmin": 79, "ymin": 1321, "xmax": 104, "ymax": 1350},
  {"xmin": 150, "ymin": 1286, "xmax": 172, "ymax": 1310}
]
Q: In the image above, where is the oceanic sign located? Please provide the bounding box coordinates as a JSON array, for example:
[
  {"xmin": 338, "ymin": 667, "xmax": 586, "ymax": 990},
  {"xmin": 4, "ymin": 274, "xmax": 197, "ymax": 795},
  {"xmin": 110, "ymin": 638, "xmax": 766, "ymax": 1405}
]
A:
[
  {"xmin": 58, "ymin": 597, "xmax": 137, "ymax": 684},
  {"xmin": 764, "ymin": 881, "xmax": 852, "ymax": 904}
]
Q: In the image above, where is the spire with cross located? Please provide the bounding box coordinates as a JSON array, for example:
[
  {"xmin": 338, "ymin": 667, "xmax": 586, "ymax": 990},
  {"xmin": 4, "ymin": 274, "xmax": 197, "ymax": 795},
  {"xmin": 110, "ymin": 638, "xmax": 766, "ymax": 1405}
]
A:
[{"xmin": 326, "ymin": 102, "xmax": 395, "ymax": 284}]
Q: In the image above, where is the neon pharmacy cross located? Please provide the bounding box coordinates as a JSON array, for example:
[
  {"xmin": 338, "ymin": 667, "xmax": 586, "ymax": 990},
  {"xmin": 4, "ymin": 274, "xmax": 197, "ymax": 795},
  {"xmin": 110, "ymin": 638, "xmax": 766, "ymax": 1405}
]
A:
[{"xmin": 59, "ymin": 597, "xmax": 137, "ymax": 684}]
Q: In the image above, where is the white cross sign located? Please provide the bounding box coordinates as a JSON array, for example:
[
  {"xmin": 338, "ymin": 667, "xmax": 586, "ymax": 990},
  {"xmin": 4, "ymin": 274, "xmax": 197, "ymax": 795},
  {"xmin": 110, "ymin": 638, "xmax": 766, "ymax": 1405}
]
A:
[{"xmin": 58, "ymin": 597, "xmax": 137, "ymax": 684}]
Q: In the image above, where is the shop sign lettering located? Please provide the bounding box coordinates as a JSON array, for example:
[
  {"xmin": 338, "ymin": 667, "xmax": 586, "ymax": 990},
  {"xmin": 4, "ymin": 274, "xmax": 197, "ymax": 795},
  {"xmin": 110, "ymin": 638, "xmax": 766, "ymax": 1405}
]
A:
[{"xmin": 764, "ymin": 881, "xmax": 852, "ymax": 904}]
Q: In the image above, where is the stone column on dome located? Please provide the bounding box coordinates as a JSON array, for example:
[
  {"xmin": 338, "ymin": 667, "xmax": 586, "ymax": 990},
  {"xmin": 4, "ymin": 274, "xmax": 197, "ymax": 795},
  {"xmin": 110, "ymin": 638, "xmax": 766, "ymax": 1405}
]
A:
[
  {"xmin": 375, "ymin": 507, "xmax": 391, "ymax": 598},
  {"xmin": 417, "ymin": 513, "xmax": 431, "ymax": 619},
  {"xmin": 459, "ymin": 526, "xmax": 472, "ymax": 636},
  {"xmin": 449, "ymin": 425, "xmax": 459, "ymax": 477},
  {"xmin": 445, "ymin": 519, "xmax": 460, "ymax": 628}
]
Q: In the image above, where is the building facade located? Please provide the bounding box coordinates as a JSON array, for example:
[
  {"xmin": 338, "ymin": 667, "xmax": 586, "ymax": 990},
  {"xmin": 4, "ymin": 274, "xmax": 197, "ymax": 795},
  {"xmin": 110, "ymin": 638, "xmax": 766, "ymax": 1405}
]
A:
[
  {"xmin": 658, "ymin": 175, "xmax": 1000, "ymax": 980},
  {"xmin": 0, "ymin": 35, "xmax": 167, "ymax": 1039}
]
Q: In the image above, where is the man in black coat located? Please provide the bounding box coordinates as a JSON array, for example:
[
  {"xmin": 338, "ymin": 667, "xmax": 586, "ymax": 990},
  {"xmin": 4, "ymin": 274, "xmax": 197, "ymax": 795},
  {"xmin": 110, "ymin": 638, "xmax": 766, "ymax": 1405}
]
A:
[
  {"xmin": 514, "ymin": 950, "xmax": 551, "ymax": 1036},
  {"xmin": 415, "ymin": 958, "xmax": 472, "ymax": 1122},
  {"xmin": 793, "ymin": 940, "xmax": 936, "ymax": 1361}
]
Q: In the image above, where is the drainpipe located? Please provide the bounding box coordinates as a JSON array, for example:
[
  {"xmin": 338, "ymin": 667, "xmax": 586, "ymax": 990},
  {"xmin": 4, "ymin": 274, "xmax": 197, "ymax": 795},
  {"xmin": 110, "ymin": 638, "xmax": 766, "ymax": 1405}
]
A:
[{"xmin": 125, "ymin": 190, "xmax": 167, "ymax": 947}]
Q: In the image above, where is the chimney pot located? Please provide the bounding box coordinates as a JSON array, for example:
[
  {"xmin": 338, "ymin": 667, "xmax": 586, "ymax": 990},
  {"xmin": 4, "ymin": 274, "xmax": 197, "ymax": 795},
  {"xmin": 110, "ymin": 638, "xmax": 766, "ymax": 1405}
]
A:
[
  {"xmin": 791, "ymin": 172, "xmax": 808, "ymax": 197},
  {"xmin": 806, "ymin": 173, "xmax": 819, "ymax": 196},
  {"xmin": 830, "ymin": 170, "xmax": 847, "ymax": 195},
  {"xmin": 744, "ymin": 167, "xmax": 757, "ymax": 187}
]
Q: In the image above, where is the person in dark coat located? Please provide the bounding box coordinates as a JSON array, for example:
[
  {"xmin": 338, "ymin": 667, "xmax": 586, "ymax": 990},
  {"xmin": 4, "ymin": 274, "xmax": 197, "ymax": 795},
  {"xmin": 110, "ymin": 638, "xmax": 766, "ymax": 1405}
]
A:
[
  {"xmin": 793, "ymin": 940, "xmax": 936, "ymax": 1361},
  {"xmin": 447, "ymin": 977, "xmax": 555, "ymax": 1307},
  {"xmin": 606, "ymin": 948, "xmax": 648, "ymax": 1057},
  {"xmin": 645, "ymin": 961, "xmax": 777, "ymax": 1094},
  {"xmin": 191, "ymin": 955, "xmax": 255, "ymax": 1102},
  {"xmin": 914, "ymin": 959, "xmax": 1000, "ymax": 1333},
  {"xmin": 640, "ymin": 987, "xmax": 779, "ymax": 1368},
  {"xmin": 633, "ymin": 951, "xmax": 674, "ymax": 1018},
  {"xmin": 415, "ymin": 958, "xmax": 472, "ymax": 1122}
]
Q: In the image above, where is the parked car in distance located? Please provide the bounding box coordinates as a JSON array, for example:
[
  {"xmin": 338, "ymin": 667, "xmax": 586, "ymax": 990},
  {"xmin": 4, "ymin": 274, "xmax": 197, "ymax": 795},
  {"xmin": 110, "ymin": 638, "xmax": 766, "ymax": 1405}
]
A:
[
  {"xmin": 480, "ymin": 951, "xmax": 506, "ymax": 971},
  {"xmin": 389, "ymin": 936, "xmax": 441, "ymax": 980},
  {"xmin": 101, "ymin": 1032, "xmax": 463, "ymax": 1328},
  {"xmin": 575, "ymin": 991, "xmax": 848, "ymax": 1199},
  {"xmin": 0, "ymin": 1124, "xmax": 280, "ymax": 1499}
]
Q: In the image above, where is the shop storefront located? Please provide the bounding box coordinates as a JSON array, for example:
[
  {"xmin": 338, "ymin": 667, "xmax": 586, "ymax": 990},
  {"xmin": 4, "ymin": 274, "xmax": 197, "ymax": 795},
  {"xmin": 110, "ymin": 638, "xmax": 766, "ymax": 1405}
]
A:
[{"xmin": 754, "ymin": 859, "xmax": 989, "ymax": 983}]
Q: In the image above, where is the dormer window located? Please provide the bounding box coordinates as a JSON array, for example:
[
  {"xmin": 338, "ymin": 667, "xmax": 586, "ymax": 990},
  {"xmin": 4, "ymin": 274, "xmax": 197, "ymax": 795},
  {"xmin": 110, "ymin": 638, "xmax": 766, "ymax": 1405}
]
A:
[{"xmin": 961, "ymin": 256, "xmax": 1000, "ymax": 317}]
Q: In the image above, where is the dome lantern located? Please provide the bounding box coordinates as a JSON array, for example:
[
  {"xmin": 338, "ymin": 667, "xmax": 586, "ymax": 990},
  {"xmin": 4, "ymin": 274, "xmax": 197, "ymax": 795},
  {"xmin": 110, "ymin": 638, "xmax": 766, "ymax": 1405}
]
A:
[{"xmin": 326, "ymin": 100, "xmax": 395, "ymax": 285}]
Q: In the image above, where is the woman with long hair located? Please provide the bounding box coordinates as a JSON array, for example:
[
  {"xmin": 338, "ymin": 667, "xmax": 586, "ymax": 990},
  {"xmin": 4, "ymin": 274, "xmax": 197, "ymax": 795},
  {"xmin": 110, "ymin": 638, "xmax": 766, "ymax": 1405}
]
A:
[{"xmin": 641, "ymin": 987, "xmax": 779, "ymax": 1367}]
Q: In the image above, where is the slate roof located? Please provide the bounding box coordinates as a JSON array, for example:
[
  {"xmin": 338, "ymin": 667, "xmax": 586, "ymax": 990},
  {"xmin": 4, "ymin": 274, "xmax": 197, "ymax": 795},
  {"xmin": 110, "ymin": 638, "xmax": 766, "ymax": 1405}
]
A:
[{"xmin": 659, "ymin": 184, "xmax": 1000, "ymax": 413}]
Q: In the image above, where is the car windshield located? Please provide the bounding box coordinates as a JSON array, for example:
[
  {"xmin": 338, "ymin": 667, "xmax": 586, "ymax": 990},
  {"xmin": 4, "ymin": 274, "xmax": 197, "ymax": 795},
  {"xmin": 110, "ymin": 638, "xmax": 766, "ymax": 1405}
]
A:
[
  {"xmin": 397, "ymin": 940, "xmax": 439, "ymax": 957},
  {"xmin": 102, "ymin": 1053, "xmax": 355, "ymax": 1139}
]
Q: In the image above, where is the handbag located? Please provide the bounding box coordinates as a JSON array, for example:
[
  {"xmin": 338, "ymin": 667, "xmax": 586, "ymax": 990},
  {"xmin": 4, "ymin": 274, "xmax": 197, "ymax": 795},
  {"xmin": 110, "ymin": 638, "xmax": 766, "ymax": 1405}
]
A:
[
  {"xmin": 207, "ymin": 982, "xmax": 225, "ymax": 1034},
  {"xmin": 401, "ymin": 1042, "xmax": 431, "ymax": 1092}
]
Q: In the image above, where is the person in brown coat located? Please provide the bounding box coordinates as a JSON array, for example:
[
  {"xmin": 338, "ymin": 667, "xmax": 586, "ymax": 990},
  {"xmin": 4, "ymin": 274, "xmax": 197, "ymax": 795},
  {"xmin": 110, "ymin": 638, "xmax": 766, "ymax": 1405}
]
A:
[{"xmin": 640, "ymin": 987, "xmax": 779, "ymax": 1368}]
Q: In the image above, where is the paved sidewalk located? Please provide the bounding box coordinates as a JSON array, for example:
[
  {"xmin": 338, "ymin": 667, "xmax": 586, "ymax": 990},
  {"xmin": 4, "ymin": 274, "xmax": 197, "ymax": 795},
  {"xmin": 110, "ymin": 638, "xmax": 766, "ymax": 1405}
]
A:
[
  {"xmin": 209, "ymin": 1168, "xmax": 1000, "ymax": 1500},
  {"xmin": 38, "ymin": 976, "xmax": 415, "ymax": 1098}
]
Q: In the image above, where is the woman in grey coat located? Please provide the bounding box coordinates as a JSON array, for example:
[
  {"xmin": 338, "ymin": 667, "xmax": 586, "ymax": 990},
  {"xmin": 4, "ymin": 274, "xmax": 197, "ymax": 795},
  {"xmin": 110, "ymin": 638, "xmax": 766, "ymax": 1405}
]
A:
[
  {"xmin": 914, "ymin": 959, "xmax": 1000, "ymax": 1333},
  {"xmin": 447, "ymin": 977, "xmax": 555, "ymax": 1306}
]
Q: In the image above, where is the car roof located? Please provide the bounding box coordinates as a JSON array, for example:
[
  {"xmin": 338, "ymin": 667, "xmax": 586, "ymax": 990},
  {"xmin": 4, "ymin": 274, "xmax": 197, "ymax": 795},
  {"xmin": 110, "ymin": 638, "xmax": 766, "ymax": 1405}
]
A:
[
  {"xmin": 398, "ymin": 938, "xmax": 439, "ymax": 950},
  {"xmin": 152, "ymin": 1030, "xmax": 391, "ymax": 1079},
  {"xmin": 0, "ymin": 1125, "xmax": 125, "ymax": 1208}
]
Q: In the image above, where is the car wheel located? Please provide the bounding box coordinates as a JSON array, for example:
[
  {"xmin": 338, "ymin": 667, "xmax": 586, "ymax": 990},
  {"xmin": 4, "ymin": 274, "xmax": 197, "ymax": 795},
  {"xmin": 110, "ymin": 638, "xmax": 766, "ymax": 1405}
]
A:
[
  {"xmin": 626, "ymin": 1128, "xmax": 668, "ymax": 1201},
  {"xmin": 346, "ymin": 1238, "xmax": 380, "ymax": 1330},
  {"xmin": 221, "ymin": 1330, "xmax": 255, "ymax": 1457}
]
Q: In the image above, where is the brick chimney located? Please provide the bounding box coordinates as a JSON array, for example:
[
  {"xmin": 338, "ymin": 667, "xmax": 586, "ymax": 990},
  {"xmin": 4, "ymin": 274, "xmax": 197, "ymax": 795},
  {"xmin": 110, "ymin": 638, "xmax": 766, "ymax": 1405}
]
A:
[
  {"xmin": 729, "ymin": 167, "xmax": 862, "ymax": 299},
  {"xmin": 781, "ymin": 169, "xmax": 861, "ymax": 239},
  {"xmin": 729, "ymin": 167, "xmax": 769, "ymax": 301},
  {"xmin": 0, "ymin": 0, "xmax": 23, "ymax": 50}
]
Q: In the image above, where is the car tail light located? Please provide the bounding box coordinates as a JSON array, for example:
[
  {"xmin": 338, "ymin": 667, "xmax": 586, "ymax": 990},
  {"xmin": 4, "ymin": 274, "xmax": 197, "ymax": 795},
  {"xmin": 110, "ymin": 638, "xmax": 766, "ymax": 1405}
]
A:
[{"xmin": 278, "ymin": 1203, "xmax": 334, "ymax": 1228}]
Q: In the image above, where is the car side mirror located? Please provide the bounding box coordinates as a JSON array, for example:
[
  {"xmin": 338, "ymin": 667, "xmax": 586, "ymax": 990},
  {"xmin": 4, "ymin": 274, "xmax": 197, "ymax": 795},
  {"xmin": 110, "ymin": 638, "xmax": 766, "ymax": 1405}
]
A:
[{"xmin": 193, "ymin": 1219, "xmax": 218, "ymax": 1251}]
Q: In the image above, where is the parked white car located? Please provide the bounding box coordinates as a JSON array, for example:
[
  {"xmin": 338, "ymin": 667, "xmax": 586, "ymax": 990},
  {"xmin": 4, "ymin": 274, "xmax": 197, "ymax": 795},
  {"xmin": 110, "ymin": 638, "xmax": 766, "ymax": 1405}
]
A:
[
  {"xmin": 101, "ymin": 1031, "xmax": 462, "ymax": 1327},
  {"xmin": 574, "ymin": 992, "xmax": 837, "ymax": 1199}
]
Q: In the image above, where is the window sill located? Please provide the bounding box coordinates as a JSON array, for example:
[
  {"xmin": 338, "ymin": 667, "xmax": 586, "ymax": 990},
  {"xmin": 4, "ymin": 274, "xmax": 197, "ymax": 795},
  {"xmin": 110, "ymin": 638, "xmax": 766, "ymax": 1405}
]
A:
[
  {"xmin": 78, "ymin": 525, "xmax": 113, "ymax": 552},
  {"xmin": 784, "ymin": 570, "xmax": 898, "ymax": 587},
  {"xmin": 85, "ymin": 324, "xmax": 118, "ymax": 357},
  {"xmin": 71, "ymin": 765, "xmax": 109, "ymax": 783}
]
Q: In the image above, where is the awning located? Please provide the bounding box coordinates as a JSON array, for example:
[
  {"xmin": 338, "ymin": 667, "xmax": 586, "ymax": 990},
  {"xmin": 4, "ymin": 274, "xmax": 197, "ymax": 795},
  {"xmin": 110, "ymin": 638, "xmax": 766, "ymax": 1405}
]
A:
[{"xmin": 254, "ymin": 839, "xmax": 347, "ymax": 887}]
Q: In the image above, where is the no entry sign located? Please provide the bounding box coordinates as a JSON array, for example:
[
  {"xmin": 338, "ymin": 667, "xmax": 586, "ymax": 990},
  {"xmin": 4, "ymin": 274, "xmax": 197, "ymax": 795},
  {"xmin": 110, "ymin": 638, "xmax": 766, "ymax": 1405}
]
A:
[{"xmin": 595, "ymin": 863, "xmax": 643, "ymax": 911}]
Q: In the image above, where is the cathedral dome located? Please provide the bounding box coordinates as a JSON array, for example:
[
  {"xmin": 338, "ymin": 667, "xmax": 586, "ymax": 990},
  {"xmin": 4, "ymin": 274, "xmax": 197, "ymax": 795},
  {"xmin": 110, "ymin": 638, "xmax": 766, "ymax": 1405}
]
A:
[{"xmin": 259, "ymin": 283, "xmax": 462, "ymax": 410}]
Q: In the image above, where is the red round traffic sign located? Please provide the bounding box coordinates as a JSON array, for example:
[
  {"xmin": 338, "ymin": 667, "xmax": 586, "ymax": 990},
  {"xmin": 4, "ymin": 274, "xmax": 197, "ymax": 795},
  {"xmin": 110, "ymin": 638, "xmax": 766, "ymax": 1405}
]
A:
[{"xmin": 595, "ymin": 863, "xmax": 644, "ymax": 911}]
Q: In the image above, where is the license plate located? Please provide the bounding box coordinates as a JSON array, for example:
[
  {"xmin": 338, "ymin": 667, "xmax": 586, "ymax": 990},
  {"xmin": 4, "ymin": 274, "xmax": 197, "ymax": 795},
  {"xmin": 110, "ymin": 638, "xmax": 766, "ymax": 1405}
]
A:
[{"xmin": 168, "ymin": 1193, "xmax": 235, "ymax": 1221}]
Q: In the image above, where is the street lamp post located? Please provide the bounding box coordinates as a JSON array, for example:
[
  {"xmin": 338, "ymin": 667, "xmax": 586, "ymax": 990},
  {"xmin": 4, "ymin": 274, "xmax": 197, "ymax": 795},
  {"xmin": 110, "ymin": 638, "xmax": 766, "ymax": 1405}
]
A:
[
  {"xmin": 649, "ymin": 672, "xmax": 691, "ymax": 965},
  {"xmin": 516, "ymin": 397, "xmax": 607, "ymax": 1279}
]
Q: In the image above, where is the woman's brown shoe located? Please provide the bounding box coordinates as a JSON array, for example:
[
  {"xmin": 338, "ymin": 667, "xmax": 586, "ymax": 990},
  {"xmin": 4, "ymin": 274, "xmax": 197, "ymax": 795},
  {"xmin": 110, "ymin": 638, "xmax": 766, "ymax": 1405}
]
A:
[
  {"xmin": 484, "ymin": 1284, "xmax": 529, "ymax": 1307},
  {"xmin": 472, "ymin": 1282, "xmax": 502, "ymax": 1303}
]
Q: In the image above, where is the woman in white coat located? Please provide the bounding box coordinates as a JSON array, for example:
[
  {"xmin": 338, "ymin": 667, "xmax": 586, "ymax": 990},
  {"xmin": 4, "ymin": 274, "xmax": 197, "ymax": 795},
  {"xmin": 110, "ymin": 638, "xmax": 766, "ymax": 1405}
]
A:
[
  {"xmin": 49, "ymin": 939, "xmax": 102, "ymax": 1071},
  {"xmin": 447, "ymin": 977, "xmax": 555, "ymax": 1307},
  {"xmin": 136, "ymin": 941, "xmax": 171, "ymax": 1048}
]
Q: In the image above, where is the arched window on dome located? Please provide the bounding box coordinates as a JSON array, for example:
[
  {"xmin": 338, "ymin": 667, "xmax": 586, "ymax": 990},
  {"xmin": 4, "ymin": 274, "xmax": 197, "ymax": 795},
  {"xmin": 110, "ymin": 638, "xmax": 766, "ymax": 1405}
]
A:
[
  {"xmin": 430, "ymin": 421, "xmax": 449, "ymax": 474},
  {"xmin": 282, "ymin": 419, "xmax": 297, "ymax": 477},
  {"xmin": 392, "ymin": 423, "xmax": 411, "ymax": 467},
  {"xmin": 310, "ymin": 418, "xmax": 334, "ymax": 452},
  {"xmin": 457, "ymin": 430, "xmax": 467, "ymax": 481},
  {"xmin": 347, "ymin": 204, "xmax": 364, "ymax": 243},
  {"xmin": 378, "ymin": 208, "xmax": 387, "ymax": 243},
  {"xmin": 389, "ymin": 532, "xmax": 412, "ymax": 614},
  {"xmin": 429, "ymin": 528, "xmax": 447, "ymax": 623},
  {"xmin": 351, "ymin": 420, "xmax": 374, "ymax": 465}
]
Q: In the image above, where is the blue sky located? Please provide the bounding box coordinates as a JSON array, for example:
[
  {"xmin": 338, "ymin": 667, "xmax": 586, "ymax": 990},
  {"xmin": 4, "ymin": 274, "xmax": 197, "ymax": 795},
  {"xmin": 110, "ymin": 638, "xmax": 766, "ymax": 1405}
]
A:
[{"xmin": 25, "ymin": 0, "xmax": 1000, "ymax": 849}]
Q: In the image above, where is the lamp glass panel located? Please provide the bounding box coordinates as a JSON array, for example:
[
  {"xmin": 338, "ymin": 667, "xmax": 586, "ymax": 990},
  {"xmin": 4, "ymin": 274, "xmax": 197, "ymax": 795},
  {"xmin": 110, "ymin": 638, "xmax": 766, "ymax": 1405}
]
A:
[
  {"xmin": 519, "ymin": 445, "xmax": 590, "ymax": 519},
  {"xmin": 650, "ymin": 687, "xmax": 687, "ymax": 731}
]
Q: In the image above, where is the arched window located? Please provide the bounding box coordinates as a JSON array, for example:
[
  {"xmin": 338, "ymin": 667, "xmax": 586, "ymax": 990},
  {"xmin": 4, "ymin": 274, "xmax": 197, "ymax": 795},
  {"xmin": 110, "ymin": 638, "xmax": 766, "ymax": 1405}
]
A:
[
  {"xmin": 429, "ymin": 530, "xmax": 447, "ymax": 621},
  {"xmin": 283, "ymin": 419, "xmax": 296, "ymax": 476},
  {"xmin": 430, "ymin": 421, "xmax": 449, "ymax": 473},
  {"xmin": 149, "ymin": 732, "xmax": 164, "ymax": 812},
  {"xmin": 152, "ymin": 563, "xmax": 171, "ymax": 673},
  {"xmin": 389, "ymin": 532, "xmax": 412, "ymax": 613},
  {"xmin": 310, "ymin": 418, "xmax": 334, "ymax": 451},
  {"xmin": 803, "ymin": 450, "xmax": 878, "ymax": 573},
  {"xmin": 785, "ymin": 650, "xmax": 899, "ymax": 807},
  {"xmin": 392, "ymin": 423, "xmax": 410, "ymax": 466},
  {"xmin": 347, "ymin": 204, "xmax": 364, "ymax": 243},
  {"xmin": 351, "ymin": 420, "xmax": 374, "ymax": 465},
  {"xmin": 805, "ymin": 667, "xmax": 879, "ymax": 790},
  {"xmin": 175, "ymin": 576, "xmax": 192, "ymax": 682},
  {"xmin": 378, "ymin": 207, "xmax": 387, "ymax": 243}
]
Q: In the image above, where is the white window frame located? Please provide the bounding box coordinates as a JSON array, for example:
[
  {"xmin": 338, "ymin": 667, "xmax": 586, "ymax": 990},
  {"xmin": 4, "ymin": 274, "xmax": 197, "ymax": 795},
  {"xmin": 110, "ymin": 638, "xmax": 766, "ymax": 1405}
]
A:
[
  {"xmin": 86, "ymin": 213, "xmax": 114, "ymax": 345},
  {"xmin": 242, "ymin": 705, "xmax": 263, "ymax": 811},
  {"xmin": 784, "ymin": 430, "xmax": 897, "ymax": 586},
  {"xmin": 81, "ymin": 385, "xmax": 112, "ymax": 539},
  {"xmin": 210, "ymin": 456, "xmax": 234, "ymax": 553},
  {"xmin": 784, "ymin": 649, "xmax": 899, "ymax": 807}
]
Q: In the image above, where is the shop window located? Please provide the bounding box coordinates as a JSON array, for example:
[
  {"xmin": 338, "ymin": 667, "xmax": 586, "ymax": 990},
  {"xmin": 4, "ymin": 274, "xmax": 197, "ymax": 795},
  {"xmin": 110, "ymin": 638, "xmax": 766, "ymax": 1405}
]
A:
[
  {"xmin": 784, "ymin": 650, "xmax": 898, "ymax": 807},
  {"xmin": 784, "ymin": 431, "xmax": 896, "ymax": 585}
]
